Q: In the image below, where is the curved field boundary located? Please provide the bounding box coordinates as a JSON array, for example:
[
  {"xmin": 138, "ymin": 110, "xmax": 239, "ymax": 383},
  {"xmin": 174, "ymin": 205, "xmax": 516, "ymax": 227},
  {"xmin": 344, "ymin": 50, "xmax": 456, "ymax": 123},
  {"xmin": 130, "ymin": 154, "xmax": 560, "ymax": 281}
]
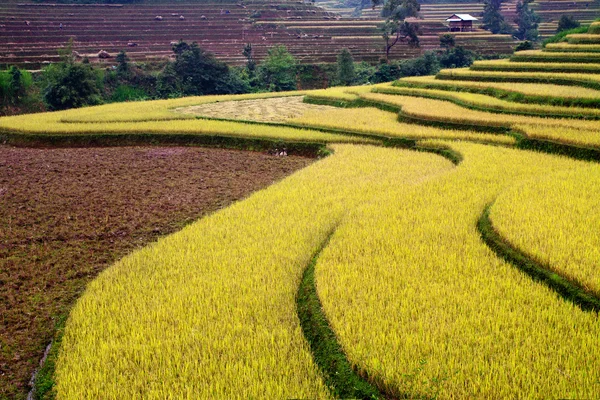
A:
[
  {"xmin": 296, "ymin": 226, "xmax": 385, "ymax": 399},
  {"xmin": 478, "ymin": 205, "xmax": 600, "ymax": 313},
  {"xmin": 393, "ymin": 79, "xmax": 600, "ymax": 108},
  {"xmin": 330, "ymin": 92, "xmax": 600, "ymax": 162},
  {"xmin": 372, "ymin": 86, "xmax": 600, "ymax": 120},
  {"xmin": 304, "ymin": 95, "xmax": 512, "ymax": 135},
  {"xmin": 436, "ymin": 70, "xmax": 600, "ymax": 91},
  {"xmin": 0, "ymin": 131, "xmax": 332, "ymax": 157}
]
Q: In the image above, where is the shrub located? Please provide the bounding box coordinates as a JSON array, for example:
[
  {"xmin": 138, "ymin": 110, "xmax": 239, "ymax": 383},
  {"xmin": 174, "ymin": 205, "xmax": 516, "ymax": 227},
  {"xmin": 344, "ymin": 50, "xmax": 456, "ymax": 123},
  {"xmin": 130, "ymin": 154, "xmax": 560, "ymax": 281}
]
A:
[{"xmin": 557, "ymin": 15, "xmax": 580, "ymax": 33}]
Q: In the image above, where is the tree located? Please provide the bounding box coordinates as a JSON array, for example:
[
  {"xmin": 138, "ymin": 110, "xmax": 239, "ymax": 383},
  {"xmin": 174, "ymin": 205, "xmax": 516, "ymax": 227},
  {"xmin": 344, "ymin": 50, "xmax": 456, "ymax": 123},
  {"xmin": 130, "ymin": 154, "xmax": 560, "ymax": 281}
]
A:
[
  {"xmin": 243, "ymin": 43, "xmax": 256, "ymax": 73},
  {"xmin": 439, "ymin": 34, "xmax": 455, "ymax": 49},
  {"xmin": 115, "ymin": 50, "xmax": 130, "ymax": 77},
  {"xmin": 374, "ymin": 0, "xmax": 420, "ymax": 62},
  {"xmin": 514, "ymin": 0, "xmax": 540, "ymax": 41},
  {"xmin": 169, "ymin": 41, "xmax": 232, "ymax": 95},
  {"xmin": 382, "ymin": 20, "xmax": 420, "ymax": 62},
  {"xmin": 258, "ymin": 45, "xmax": 297, "ymax": 92},
  {"xmin": 336, "ymin": 48, "xmax": 355, "ymax": 86},
  {"xmin": 438, "ymin": 46, "xmax": 474, "ymax": 69},
  {"xmin": 557, "ymin": 15, "xmax": 580, "ymax": 32},
  {"xmin": 8, "ymin": 66, "xmax": 26, "ymax": 105},
  {"xmin": 482, "ymin": 0, "xmax": 512, "ymax": 34},
  {"xmin": 381, "ymin": 0, "xmax": 419, "ymax": 19},
  {"xmin": 42, "ymin": 62, "xmax": 100, "ymax": 110}
]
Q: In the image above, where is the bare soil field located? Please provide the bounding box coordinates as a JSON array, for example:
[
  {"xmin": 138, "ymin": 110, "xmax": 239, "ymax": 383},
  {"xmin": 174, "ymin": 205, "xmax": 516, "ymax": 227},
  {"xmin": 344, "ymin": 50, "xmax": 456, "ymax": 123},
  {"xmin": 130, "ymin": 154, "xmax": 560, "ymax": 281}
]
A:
[{"xmin": 0, "ymin": 145, "xmax": 312, "ymax": 399}]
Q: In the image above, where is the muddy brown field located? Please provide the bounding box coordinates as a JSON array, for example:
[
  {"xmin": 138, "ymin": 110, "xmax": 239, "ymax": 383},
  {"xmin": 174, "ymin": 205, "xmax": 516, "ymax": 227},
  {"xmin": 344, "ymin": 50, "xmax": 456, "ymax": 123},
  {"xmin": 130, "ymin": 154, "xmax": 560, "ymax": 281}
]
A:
[{"xmin": 0, "ymin": 145, "xmax": 313, "ymax": 399}]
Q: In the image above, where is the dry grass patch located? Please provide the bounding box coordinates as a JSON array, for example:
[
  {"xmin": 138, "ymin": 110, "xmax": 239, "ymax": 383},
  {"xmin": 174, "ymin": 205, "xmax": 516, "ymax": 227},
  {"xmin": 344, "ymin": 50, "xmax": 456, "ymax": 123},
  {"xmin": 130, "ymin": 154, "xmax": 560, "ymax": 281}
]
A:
[{"xmin": 176, "ymin": 96, "xmax": 339, "ymax": 123}]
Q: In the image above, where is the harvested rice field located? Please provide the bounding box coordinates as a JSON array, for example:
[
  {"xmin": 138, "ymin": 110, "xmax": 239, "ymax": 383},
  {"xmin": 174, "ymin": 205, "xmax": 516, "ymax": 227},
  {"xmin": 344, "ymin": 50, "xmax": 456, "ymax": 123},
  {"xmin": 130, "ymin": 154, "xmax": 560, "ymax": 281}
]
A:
[{"xmin": 176, "ymin": 96, "xmax": 339, "ymax": 123}]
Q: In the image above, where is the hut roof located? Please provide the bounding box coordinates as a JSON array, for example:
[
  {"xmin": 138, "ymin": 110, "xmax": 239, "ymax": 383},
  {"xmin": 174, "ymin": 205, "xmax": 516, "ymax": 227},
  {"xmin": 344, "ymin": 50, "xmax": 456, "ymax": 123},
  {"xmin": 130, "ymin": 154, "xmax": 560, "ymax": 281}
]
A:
[{"xmin": 446, "ymin": 14, "xmax": 478, "ymax": 22}]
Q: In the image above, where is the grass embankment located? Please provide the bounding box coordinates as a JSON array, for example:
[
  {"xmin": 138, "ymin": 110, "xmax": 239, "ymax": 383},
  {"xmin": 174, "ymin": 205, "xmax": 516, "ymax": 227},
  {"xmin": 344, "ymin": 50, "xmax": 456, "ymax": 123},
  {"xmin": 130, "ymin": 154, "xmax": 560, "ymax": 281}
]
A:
[
  {"xmin": 471, "ymin": 59, "xmax": 600, "ymax": 74},
  {"xmin": 511, "ymin": 49, "xmax": 600, "ymax": 63},
  {"xmin": 396, "ymin": 76, "xmax": 600, "ymax": 108},
  {"xmin": 316, "ymin": 141, "xmax": 600, "ymax": 399},
  {"xmin": 373, "ymin": 85, "xmax": 600, "ymax": 119},
  {"xmin": 54, "ymin": 145, "xmax": 454, "ymax": 399},
  {"xmin": 489, "ymin": 166, "xmax": 600, "ymax": 299},
  {"xmin": 436, "ymin": 68, "xmax": 600, "ymax": 90}
]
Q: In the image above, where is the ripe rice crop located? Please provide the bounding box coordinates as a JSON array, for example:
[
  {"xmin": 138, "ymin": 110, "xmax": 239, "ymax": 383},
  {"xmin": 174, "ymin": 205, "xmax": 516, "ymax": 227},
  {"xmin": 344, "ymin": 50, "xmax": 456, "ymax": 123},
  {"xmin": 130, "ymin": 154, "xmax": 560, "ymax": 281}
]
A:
[
  {"xmin": 290, "ymin": 107, "xmax": 515, "ymax": 144},
  {"xmin": 511, "ymin": 50, "xmax": 600, "ymax": 63},
  {"xmin": 0, "ymin": 112, "xmax": 369, "ymax": 143},
  {"xmin": 437, "ymin": 68, "xmax": 600, "ymax": 90},
  {"xmin": 398, "ymin": 76, "xmax": 600, "ymax": 101},
  {"xmin": 490, "ymin": 166, "xmax": 600, "ymax": 296},
  {"xmin": 316, "ymin": 141, "xmax": 600, "ymax": 398},
  {"xmin": 544, "ymin": 43, "xmax": 600, "ymax": 52},
  {"xmin": 54, "ymin": 144, "xmax": 454, "ymax": 399},
  {"xmin": 567, "ymin": 34, "xmax": 600, "ymax": 44},
  {"xmin": 359, "ymin": 92, "xmax": 600, "ymax": 147},
  {"xmin": 374, "ymin": 86, "xmax": 600, "ymax": 118},
  {"xmin": 470, "ymin": 59, "xmax": 600, "ymax": 74}
]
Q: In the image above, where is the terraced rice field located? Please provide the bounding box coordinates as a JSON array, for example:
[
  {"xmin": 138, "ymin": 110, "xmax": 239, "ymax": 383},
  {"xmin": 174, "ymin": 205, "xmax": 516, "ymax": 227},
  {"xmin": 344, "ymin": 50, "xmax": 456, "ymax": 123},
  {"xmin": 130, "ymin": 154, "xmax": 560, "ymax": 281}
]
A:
[{"xmin": 2, "ymin": 16, "xmax": 600, "ymax": 400}]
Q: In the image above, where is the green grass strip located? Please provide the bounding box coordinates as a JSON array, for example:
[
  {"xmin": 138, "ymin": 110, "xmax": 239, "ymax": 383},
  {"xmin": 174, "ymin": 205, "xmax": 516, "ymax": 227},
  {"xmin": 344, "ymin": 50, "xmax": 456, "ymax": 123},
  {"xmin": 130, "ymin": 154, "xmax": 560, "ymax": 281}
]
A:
[
  {"xmin": 478, "ymin": 205, "xmax": 600, "ymax": 313},
  {"xmin": 31, "ymin": 316, "xmax": 67, "ymax": 400},
  {"xmin": 0, "ymin": 131, "xmax": 330, "ymax": 157},
  {"xmin": 297, "ymin": 227, "xmax": 385, "ymax": 400}
]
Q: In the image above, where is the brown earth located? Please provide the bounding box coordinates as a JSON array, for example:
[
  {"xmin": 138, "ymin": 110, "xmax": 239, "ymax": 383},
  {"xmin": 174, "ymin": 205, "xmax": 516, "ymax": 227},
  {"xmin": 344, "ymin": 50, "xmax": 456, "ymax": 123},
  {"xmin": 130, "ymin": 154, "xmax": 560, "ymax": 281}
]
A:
[{"xmin": 0, "ymin": 145, "xmax": 313, "ymax": 399}]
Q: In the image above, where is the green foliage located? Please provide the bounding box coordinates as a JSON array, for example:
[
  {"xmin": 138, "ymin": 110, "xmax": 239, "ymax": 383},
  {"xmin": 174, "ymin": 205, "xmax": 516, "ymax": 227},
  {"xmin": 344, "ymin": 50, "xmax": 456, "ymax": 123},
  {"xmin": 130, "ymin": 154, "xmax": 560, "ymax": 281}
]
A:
[
  {"xmin": 171, "ymin": 41, "xmax": 230, "ymax": 96},
  {"xmin": 336, "ymin": 48, "xmax": 355, "ymax": 86},
  {"xmin": 156, "ymin": 62, "xmax": 181, "ymax": 98},
  {"xmin": 557, "ymin": 15, "xmax": 580, "ymax": 33},
  {"xmin": 0, "ymin": 66, "xmax": 31, "ymax": 106},
  {"xmin": 515, "ymin": 41, "xmax": 534, "ymax": 51},
  {"xmin": 482, "ymin": 0, "xmax": 506, "ymax": 34},
  {"xmin": 514, "ymin": 0, "xmax": 540, "ymax": 41},
  {"xmin": 379, "ymin": 0, "xmax": 420, "ymax": 20},
  {"xmin": 354, "ymin": 62, "xmax": 377, "ymax": 85},
  {"xmin": 439, "ymin": 46, "xmax": 474, "ymax": 68},
  {"xmin": 440, "ymin": 34, "xmax": 455, "ymax": 49},
  {"xmin": 110, "ymin": 84, "xmax": 148, "ymax": 102},
  {"xmin": 115, "ymin": 50, "xmax": 130, "ymax": 78},
  {"xmin": 243, "ymin": 43, "xmax": 256, "ymax": 73},
  {"xmin": 381, "ymin": 20, "xmax": 420, "ymax": 61},
  {"xmin": 373, "ymin": 51, "xmax": 439, "ymax": 82},
  {"xmin": 41, "ymin": 62, "xmax": 101, "ymax": 111},
  {"xmin": 542, "ymin": 25, "xmax": 589, "ymax": 46},
  {"xmin": 258, "ymin": 45, "xmax": 297, "ymax": 92}
]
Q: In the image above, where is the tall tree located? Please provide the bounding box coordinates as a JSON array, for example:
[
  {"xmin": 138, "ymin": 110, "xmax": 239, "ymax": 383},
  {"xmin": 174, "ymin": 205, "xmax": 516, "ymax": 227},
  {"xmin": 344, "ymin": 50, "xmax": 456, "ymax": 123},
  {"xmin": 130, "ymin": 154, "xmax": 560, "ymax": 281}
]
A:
[
  {"xmin": 374, "ymin": 0, "xmax": 420, "ymax": 62},
  {"xmin": 557, "ymin": 15, "xmax": 580, "ymax": 32},
  {"xmin": 514, "ymin": 0, "xmax": 540, "ymax": 41},
  {"xmin": 336, "ymin": 48, "xmax": 355, "ymax": 86},
  {"xmin": 382, "ymin": 20, "xmax": 420, "ymax": 62},
  {"xmin": 171, "ymin": 41, "xmax": 230, "ymax": 95},
  {"xmin": 258, "ymin": 45, "xmax": 297, "ymax": 92},
  {"xmin": 482, "ymin": 0, "xmax": 507, "ymax": 34},
  {"xmin": 115, "ymin": 50, "xmax": 130, "ymax": 77},
  {"xmin": 243, "ymin": 43, "xmax": 256, "ymax": 73}
]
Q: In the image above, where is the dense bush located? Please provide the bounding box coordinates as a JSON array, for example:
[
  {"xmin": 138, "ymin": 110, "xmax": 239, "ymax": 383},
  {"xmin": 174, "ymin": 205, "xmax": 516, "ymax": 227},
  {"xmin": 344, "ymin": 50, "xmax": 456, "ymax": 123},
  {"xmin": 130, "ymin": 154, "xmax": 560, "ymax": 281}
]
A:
[
  {"xmin": 41, "ymin": 62, "xmax": 101, "ymax": 110},
  {"xmin": 257, "ymin": 45, "xmax": 298, "ymax": 92},
  {"xmin": 557, "ymin": 16, "xmax": 580, "ymax": 33}
]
